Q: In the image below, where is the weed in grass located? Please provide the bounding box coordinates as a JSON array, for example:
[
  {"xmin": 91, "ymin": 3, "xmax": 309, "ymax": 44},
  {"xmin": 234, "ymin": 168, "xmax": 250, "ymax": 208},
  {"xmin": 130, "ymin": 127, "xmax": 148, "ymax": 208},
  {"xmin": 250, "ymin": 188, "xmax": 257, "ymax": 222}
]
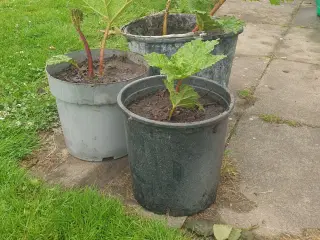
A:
[{"xmin": 259, "ymin": 114, "xmax": 302, "ymax": 127}]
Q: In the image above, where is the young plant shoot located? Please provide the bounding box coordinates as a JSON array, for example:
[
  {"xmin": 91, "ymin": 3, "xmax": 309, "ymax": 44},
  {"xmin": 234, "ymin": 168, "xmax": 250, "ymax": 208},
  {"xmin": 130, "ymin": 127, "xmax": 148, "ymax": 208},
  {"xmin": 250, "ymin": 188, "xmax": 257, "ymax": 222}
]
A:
[
  {"xmin": 47, "ymin": 0, "xmax": 134, "ymax": 79},
  {"xmin": 144, "ymin": 39, "xmax": 226, "ymax": 120},
  {"xmin": 161, "ymin": 0, "xmax": 290, "ymax": 34}
]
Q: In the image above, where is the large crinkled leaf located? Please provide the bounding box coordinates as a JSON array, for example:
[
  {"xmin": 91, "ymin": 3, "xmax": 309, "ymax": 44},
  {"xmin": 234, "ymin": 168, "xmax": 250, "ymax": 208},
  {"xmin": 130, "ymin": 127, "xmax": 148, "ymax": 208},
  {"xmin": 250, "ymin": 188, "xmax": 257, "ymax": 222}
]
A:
[
  {"xmin": 144, "ymin": 39, "xmax": 225, "ymax": 119},
  {"xmin": 82, "ymin": 0, "xmax": 129, "ymax": 21},
  {"xmin": 170, "ymin": 39, "xmax": 226, "ymax": 78},
  {"xmin": 213, "ymin": 224, "xmax": 233, "ymax": 240},
  {"xmin": 145, "ymin": 39, "xmax": 226, "ymax": 83},
  {"xmin": 144, "ymin": 53, "xmax": 171, "ymax": 70},
  {"xmin": 216, "ymin": 16, "xmax": 245, "ymax": 34},
  {"xmin": 170, "ymin": 84, "xmax": 203, "ymax": 110},
  {"xmin": 195, "ymin": 12, "xmax": 222, "ymax": 31}
]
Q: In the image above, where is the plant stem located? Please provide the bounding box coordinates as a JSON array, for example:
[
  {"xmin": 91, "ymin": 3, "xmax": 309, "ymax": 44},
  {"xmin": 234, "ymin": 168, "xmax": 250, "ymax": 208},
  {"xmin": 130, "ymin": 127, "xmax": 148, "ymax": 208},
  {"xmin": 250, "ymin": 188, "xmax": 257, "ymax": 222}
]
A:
[
  {"xmin": 162, "ymin": 0, "xmax": 171, "ymax": 35},
  {"xmin": 192, "ymin": 0, "xmax": 227, "ymax": 32},
  {"xmin": 192, "ymin": 26, "xmax": 199, "ymax": 32},
  {"xmin": 209, "ymin": 0, "xmax": 227, "ymax": 16},
  {"xmin": 98, "ymin": 0, "xmax": 133, "ymax": 76},
  {"xmin": 175, "ymin": 80, "xmax": 182, "ymax": 92},
  {"xmin": 168, "ymin": 107, "xmax": 175, "ymax": 120},
  {"xmin": 99, "ymin": 23, "xmax": 111, "ymax": 76},
  {"xmin": 76, "ymin": 28, "xmax": 94, "ymax": 78}
]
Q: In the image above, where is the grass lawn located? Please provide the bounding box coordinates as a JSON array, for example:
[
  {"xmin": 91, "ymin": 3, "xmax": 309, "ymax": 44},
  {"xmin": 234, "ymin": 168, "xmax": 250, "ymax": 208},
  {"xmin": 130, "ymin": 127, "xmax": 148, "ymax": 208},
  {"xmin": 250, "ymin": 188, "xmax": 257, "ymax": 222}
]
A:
[{"xmin": 0, "ymin": 0, "xmax": 188, "ymax": 239}]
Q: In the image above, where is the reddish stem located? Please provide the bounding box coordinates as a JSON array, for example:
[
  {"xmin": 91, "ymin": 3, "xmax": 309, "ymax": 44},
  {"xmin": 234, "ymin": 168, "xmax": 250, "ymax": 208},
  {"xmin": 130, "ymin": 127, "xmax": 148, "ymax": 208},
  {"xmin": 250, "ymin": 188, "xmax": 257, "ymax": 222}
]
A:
[
  {"xmin": 76, "ymin": 28, "xmax": 94, "ymax": 78},
  {"xmin": 209, "ymin": 0, "xmax": 226, "ymax": 16},
  {"xmin": 175, "ymin": 80, "xmax": 182, "ymax": 92},
  {"xmin": 192, "ymin": 26, "xmax": 199, "ymax": 32},
  {"xmin": 192, "ymin": 0, "xmax": 227, "ymax": 32}
]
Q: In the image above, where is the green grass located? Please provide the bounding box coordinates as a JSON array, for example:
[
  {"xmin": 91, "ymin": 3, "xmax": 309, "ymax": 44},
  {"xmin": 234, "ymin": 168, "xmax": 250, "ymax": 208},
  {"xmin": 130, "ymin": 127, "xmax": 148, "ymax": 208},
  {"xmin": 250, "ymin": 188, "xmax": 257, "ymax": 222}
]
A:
[
  {"xmin": 259, "ymin": 114, "xmax": 302, "ymax": 127},
  {"xmin": 0, "ymin": 0, "xmax": 189, "ymax": 239}
]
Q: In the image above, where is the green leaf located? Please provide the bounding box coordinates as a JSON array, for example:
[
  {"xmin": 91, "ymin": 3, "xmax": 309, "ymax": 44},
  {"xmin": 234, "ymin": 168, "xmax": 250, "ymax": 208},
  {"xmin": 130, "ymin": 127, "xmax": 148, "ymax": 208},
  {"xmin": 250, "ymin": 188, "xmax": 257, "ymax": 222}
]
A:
[
  {"xmin": 144, "ymin": 53, "xmax": 171, "ymax": 70},
  {"xmin": 170, "ymin": 84, "xmax": 202, "ymax": 110},
  {"xmin": 170, "ymin": 39, "xmax": 226, "ymax": 79},
  {"xmin": 228, "ymin": 228, "xmax": 242, "ymax": 240},
  {"xmin": 215, "ymin": 16, "xmax": 245, "ymax": 34},
  {"xmin": 188, "ymin": 0, "xmax": 216, "ymax": 13},
  {"xmin": 82, "ymin": 0, "xmax": 132, "ymax": 22},
  {"xmin": 269, "ymin": 0, "xmax": 281, "ymax": 5},
  {"xmin": 144, "ymin": 39, "xmax": 225, "ymax": 119},
  {"xmin": 46, "ymin": 55, "xmax": 75, "ymax": 66},
  {"xmin": 213, "ymin": 224, "xmax": 233, "ymax": 240},
  {"xmin": 195, "ymin": 12, "xmax": 222, "ymax": 31}
]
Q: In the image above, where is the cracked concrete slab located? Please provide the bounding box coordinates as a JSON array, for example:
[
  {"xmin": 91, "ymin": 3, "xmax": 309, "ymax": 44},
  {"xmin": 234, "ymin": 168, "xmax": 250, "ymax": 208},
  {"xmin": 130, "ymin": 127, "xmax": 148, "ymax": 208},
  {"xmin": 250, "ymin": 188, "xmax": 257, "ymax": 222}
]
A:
[
  {"xmin": 229, "ymin": 56, "xmax": 270, "ymax": 94},
  {"xmin": 219, "ymin": 116, "xmax": 320, "ymax": 237},
  {"xmin": 236, "ymin": 23, "xmax": 285, "ymax": 57},
  {"xmin": 216, "ymin": 0, "xmax": 300, "ymax": 25},
  {"xmin": 276, "ymin": 27, "xmax": 320, "ymax": 65},
  {"xmin": 292, "ymin": 6, "xmax": 320, "ymax": 29},
  {"xmin": 226, "ymin": 56, "xmax": 269, "ymax": 137},
  {"xmin": 248, "ymin": 59, "xmax": 320, "ymax": 126}
]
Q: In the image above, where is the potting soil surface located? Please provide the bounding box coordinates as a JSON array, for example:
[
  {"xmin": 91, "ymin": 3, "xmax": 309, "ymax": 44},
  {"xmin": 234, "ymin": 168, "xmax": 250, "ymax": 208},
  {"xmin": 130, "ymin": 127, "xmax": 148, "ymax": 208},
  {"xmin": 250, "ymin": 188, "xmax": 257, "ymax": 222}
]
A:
[
  {"xmin": 54, "ymin": 55, "xmax": 146, "ymax": 84},
  {"xmin": 128, "ymin": 89, "xmax": 225, "ymax": 123}
]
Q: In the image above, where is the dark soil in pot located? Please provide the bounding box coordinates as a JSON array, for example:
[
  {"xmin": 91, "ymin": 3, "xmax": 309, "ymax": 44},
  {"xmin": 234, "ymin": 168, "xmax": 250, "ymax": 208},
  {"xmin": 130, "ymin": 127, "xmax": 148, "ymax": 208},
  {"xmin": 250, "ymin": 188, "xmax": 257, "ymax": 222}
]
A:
[
  {"xmin": 53, "ymin": 55, "xmax": 147, "ymax": 84},
  {"xmin": 128, "ymin": 90, "xmax": 225, "ymax": 123}
]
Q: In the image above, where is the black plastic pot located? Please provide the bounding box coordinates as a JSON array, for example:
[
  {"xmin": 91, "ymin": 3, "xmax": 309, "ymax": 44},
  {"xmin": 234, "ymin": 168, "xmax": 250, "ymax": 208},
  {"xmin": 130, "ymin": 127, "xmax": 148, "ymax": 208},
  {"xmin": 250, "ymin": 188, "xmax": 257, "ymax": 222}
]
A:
[
  {"xmin": 121, "ymin": 13, "xmax": 243, "ymax": 87},
  {"xmin": 117, "ymin": 75, "xmax": 234, "ymax": 216}
]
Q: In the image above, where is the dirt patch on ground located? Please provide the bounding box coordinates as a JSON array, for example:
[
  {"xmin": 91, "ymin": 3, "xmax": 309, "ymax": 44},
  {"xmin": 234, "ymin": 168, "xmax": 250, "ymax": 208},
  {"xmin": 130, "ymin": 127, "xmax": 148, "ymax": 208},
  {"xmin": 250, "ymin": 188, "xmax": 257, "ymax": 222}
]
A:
[
  {"xmin": 128, "ymin": 90, "xmax": 225, "ymax": 123},
  {"xmin": 54, "ymin": 55, "xmax": 146, "ymax": 84},
  {"xmin": 190, "ymin": 152, "xmax": 257, "ymax": 222},
  {"xmin": 21, "ymin": 129, "xmax": 135, "ymax": 201},
  {"xmin": 21, "ymin": 128, "xmax": 68, "ymax": 176}
]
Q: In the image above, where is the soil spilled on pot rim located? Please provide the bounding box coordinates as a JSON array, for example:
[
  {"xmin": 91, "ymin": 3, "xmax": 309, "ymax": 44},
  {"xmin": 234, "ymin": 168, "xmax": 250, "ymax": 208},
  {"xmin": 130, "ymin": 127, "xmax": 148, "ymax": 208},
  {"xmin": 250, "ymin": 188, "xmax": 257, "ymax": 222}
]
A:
[
  {"xmin": 54, "ymin": 55, "xmax": 147, "ymax": 84},
  {"xmin": 128, "ymin": 90, "xmax": 225, "ymax": 123}
]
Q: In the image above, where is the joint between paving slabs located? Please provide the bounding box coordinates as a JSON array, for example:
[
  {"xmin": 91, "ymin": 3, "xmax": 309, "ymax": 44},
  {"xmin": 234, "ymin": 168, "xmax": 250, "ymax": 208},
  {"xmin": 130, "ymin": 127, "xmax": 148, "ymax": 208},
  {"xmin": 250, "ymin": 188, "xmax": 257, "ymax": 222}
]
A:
[{"xmin": 226, "ymin": 0, "xmax": 304, "ymax": 145}]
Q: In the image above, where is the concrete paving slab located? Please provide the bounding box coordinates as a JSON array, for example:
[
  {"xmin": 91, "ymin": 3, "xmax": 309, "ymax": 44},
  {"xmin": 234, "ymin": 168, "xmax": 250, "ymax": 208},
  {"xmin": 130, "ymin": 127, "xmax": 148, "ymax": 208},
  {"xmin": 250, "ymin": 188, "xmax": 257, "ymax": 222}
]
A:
[
  {"xmin": 236, "ymin": 23, "xmax": 285, "ymax": 57},
  {"xmin": 292, "ymin": 6, "xmax": 320, "ymax": 29},
  {"xmin": 216, "ymin": 0, "xmax": 300, "ymax": 25},
  {"xmin": 219, "ymin": 116, "xmax": 320, "ymax": 236},
  {"xmin": 248, "ymin": 59, "xmax": 320, "ymax": 126},
  {"xmin": 276, "ymin": 27, "xmax": 320, "ymax": 65},
  {"xmin": 229, "ymin": 56, "xmax": 269, "ymax": 94},
  {"xmin": 301, "ymin": 0, "xmax": 316, "ymax": 7},
  {"xmin": 226, "ymin": 56, "xmax": 269, "ymax": 137}
]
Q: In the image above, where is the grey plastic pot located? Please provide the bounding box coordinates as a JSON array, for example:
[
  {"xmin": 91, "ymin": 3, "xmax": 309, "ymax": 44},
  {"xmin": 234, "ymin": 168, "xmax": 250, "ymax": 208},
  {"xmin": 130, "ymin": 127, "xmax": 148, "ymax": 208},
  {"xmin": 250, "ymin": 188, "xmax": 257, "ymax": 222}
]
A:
[
  {"xmin": 46, "ymin": 49, "xmax": 149, "ymax": 161},
  {"xmin": 121, "ymin": 13, "xmax": 243, "ymax": 87},
  {"xmin": 117, "ymin": 75, "xmax": 234, "ymax": 216}
]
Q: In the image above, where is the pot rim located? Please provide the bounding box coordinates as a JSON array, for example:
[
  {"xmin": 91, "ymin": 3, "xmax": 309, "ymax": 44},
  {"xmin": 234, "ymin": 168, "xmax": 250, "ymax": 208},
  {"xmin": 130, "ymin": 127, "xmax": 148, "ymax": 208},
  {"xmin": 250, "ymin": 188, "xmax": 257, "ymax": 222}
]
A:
[
  {"xmin": 117, "ymin": 75, "xmax": 235, "ymax": 129},
  {"xmin": 121, "ymin": 13, "xmax": 243, "ymax": 43},
  {"xmin": 45, "ymin": 49, "xmax": 149, "ymax": 86}
]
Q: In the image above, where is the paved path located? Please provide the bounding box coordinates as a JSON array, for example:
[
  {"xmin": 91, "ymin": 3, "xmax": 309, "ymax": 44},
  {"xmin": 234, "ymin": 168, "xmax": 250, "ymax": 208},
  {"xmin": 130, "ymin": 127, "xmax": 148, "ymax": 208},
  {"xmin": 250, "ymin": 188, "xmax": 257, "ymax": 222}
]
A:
[{"xmin": 210, "ymin": 0, "xmax": 320, "ymax": 237}]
